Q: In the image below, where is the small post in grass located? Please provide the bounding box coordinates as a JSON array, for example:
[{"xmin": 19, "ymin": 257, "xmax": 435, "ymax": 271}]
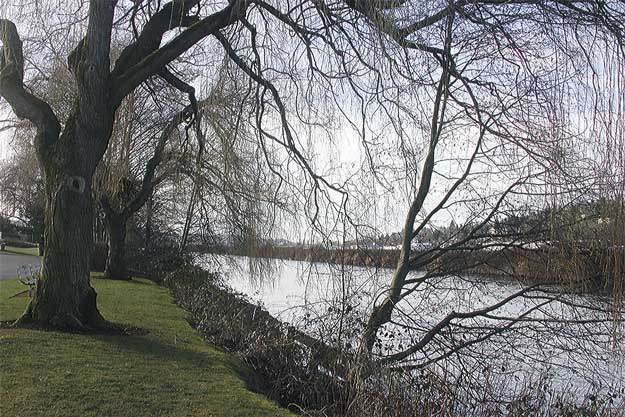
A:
[{"xmin": 17, "ymin": 265, "xmax": 38, "ymax": 298}]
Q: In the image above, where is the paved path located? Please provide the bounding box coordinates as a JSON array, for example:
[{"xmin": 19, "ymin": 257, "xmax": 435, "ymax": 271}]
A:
[{"xmin": 0, "ymin": 251, "xmax": 41, "ymax": 280}]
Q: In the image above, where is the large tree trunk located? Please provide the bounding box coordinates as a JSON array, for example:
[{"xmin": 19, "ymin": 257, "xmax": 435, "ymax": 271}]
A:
[
  {"xmin": 14, "ymin": 1, "xmax": 118, "ymax": 330},
  {"xmin": 19, "ymin": 153, "xmax": 105, "ymax": 330},
  {"xmin": 103, "ymin": 214, "xmax": 129, "ymax": 280}
]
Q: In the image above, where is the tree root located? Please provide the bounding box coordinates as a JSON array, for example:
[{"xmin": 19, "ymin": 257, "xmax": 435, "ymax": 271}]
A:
[{"xmin": 12, "ymin": 290, "xmax": 110, "ymax": 333}]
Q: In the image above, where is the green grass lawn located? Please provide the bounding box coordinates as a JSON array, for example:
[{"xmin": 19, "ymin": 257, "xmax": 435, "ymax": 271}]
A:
[
  {"xmin": 1, "ymin": 245, "xmax": 40, "ymax": 256},
  {"xmin": 0, "ymin": 275, "xmax": 294, "ymax": 417}
]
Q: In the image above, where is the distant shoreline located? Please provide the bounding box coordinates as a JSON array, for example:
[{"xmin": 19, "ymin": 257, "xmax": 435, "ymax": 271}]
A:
[{"xmin": 194, "ymin": 245, "xmax": 621, "ymax": 295}]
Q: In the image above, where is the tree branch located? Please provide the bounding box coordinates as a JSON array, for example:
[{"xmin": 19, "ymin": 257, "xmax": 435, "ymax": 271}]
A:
[
  {"xmin": 0, "ymin": 19, "xmax": 60, "ymax": 146},
  {"xmin": 379, "ymin": 283, "xmax": 549, "ymax": 364},
  {"xmin": 123, "ymin": 107, "xmax": 186, "ymax": 217},
  {"xmin": 158, "ymin": 68, "xmax": 204, "ymax": 158},
  {"xmin": 111, "ymin": 1, "xmax": 246, "ymax": 107},
  {"xmin": 113, "ymin": 0, "xmax": 201, "ymax": 76}
]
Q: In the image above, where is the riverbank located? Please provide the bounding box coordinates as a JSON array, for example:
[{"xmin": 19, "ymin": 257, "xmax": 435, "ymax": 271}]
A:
[
  {"xmin": 0, "ymin": 274, "xmax": 293, "ymax": 417},
  {"xmin": 164, "ymin": 264, "xmax": 352, "ymax": 414},
  {"xmin": 168, "ymin": 259, "xmax": 625, "ymax": 417}
]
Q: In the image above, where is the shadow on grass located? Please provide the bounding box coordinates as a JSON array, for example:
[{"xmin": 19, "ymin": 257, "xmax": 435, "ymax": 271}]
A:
[
  {"xmin": 91, "ymin": 276, "xmax": 154, "ymax": 285},
  {"xmin": 91, "ymin": 330, "xmax": 272, "ymax": 398},
  {"xmin": 2, "ymin": 319, "xmax": 150, "ymax": 337}
]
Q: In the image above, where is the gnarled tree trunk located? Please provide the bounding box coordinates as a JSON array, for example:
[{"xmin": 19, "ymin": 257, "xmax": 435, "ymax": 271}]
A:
[
  {"xmin": 20, "ymin": 129, "xmax": 108, "ymax": 329},
  {"xmin": 2, "ymin": 2, "xmax": 116, "ymax": 330}
]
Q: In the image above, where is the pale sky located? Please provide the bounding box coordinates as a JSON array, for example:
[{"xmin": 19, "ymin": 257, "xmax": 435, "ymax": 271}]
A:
[
  {"xmin": 0, "ymin": 128, "xmax": 11, "ymax": 161},
  {"xmin": 0, "ymin": 108, "xmax": 15, "ymax": 161}
]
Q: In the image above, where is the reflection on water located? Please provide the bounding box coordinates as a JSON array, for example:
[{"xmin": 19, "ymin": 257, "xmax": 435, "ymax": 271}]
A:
[{"xmin": 198, "ymin": 254, "xmax": 625, "ymax": 399}]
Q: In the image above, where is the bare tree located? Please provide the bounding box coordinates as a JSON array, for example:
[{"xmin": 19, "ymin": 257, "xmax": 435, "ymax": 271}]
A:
[
  {"xmin": 0, "ymin": 1, "xmax": 244, "ymax": 329},
  {"xmin": 334, "ymin": 1, "xmax": 625, "ymax": 391},
  {"xmin": 97, "ymin": 103, "xmax": 184, "ymax": 280},
  {"xmin": 0, "ymin": 0, "xmax": 623, "ymax": 345}
]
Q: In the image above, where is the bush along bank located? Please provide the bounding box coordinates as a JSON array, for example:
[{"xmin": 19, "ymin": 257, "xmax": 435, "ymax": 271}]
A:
[
  {"xmin": 160, "ymin": 263, "xmax": 625, "ymax": 417},
  {"xmin": 162, "ymin": 264, "xmax": 353, "ymax": 416},
  {"xmin": 161, "ymin": 265, "xmax": 447, "ymax": 417}
]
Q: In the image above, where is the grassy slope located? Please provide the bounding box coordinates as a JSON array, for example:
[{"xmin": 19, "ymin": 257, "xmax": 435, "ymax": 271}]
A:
[{"xmin": 0, "ymin": 275, "xmax": 294, "ymax": 417}]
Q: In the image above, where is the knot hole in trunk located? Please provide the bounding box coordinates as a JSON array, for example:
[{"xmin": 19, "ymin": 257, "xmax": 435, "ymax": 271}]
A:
[{"xmin": 67, "ymin": 176, "xmax": 86, "ymax": 194}]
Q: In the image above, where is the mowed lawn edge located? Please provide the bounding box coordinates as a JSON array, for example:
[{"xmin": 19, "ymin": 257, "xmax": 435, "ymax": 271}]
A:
[
  {"xmin": 1, "ymin": 246, "xmax": 40, "ymax": 256},
  {"xmin": 0, "ymin": 274, "xmax": 294, "ymax": 417}
]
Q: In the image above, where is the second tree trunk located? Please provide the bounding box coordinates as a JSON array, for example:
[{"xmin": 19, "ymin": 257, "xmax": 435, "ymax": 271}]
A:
[{"xmin": 104, "ymin": 214, "xmax": 129, "ymax": 280}]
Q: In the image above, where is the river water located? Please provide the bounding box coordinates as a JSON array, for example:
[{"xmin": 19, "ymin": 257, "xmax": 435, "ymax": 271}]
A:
[{"xmin": 198, "ymin": 254, "xmax": 625, "ymax": 402}]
